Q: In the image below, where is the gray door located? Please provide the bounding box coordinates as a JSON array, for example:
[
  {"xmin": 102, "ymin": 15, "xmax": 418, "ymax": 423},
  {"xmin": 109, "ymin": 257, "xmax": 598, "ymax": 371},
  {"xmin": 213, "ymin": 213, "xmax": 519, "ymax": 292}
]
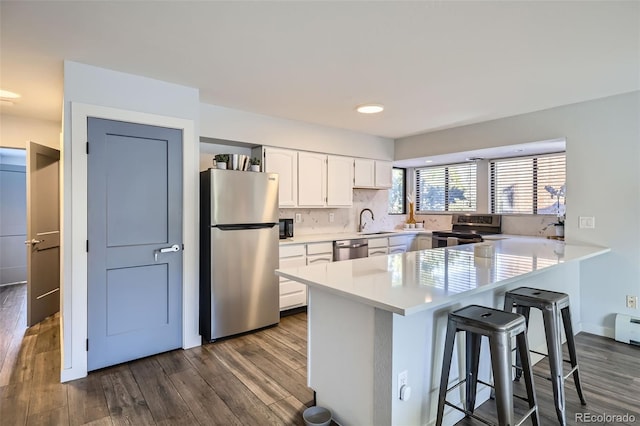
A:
[
  {"xmin": 26, "ymin": 142, "xmax": 60, "ymax": 326},
  {"xmin": 87, "ymin": 118, "xmax": 183, "ymax": 371}
]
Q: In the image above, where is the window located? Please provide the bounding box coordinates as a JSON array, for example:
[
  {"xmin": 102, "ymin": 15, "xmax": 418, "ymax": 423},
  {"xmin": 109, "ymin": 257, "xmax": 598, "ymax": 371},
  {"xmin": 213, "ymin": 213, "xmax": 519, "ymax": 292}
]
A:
[
  {"xmin": 388, "ymin": 167, "xmax": 406, "ymax": 214},
  {"xmin": 490, "ymin": 153, "xmax": 566, "ymax": 214},
  {"xmin": 415, "ymin": 163, "xmax": 477, "ymax": 212}
]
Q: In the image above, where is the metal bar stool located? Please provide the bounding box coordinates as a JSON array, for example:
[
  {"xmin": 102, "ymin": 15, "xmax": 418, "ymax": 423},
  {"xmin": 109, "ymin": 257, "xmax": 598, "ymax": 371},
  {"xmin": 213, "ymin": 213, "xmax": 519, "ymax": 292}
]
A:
[
  {"xmin": 504, "ymin": 287, "xmax": 587, "ymax": 426},
  {"xmin": 436, "ymin": 305, "xmax": 539, "ymax": 426}
]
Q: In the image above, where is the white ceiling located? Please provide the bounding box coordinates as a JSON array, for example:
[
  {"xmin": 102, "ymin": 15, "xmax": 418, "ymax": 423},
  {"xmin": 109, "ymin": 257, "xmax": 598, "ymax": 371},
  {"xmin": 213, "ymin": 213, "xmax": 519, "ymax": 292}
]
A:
[{"xmin": 0, "ymin": 1, "xmax": 638, "ymax": 140}]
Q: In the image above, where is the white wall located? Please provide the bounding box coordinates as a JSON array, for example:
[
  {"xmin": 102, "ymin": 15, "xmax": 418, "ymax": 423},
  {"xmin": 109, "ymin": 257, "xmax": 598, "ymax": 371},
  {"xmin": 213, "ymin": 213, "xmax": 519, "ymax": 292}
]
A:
[
  {"xmin": 200, "ymin": 103, "xmax": 394, "ymax": 160},
  {"xmin": 396, "ymin": 91, "xmax": 640, "ymax": 336},
  {"xmin": 61, "ymin": 61, "xmax": 200, "ymax": 381},
  {"xmin": 0, "ymin": 114, "xmax": 60, "ymax": 149}
]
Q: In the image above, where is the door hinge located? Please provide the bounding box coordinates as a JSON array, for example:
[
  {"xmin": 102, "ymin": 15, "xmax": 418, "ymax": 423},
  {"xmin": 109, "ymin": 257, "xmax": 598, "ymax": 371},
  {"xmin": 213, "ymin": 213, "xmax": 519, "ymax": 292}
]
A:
[
  {"xmin": 86, "ymin": 339, "xmax": 89, "ymax": 351},
  {"xmin": 86, "ymin": 142, "xmax": 89, "ymax": 154},
  {"xmin": 86, "ymin": 240, "xmax": 89, "ymax": 252},
  {"xmin": 182, "ymin": 244, "xmax": 185, "ymax": 251}
]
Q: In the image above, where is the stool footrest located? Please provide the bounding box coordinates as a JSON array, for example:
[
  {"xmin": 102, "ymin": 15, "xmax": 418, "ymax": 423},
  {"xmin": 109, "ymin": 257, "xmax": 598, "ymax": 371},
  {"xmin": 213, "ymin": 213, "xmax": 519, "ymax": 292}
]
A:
[
  {"xmin": 443, "ymin": 400, "xmax": 537, "ymax": 426},
  {"xmin": 444, "ymin": 401, "xmax": 496, "ymax": 426},
  {"xmin": 446, "ymin": 378, "xmax": 467, "ymax": 393},
  {"xmin": 563, "ymin": 364, "xmax": 579, "ymax": 380}
]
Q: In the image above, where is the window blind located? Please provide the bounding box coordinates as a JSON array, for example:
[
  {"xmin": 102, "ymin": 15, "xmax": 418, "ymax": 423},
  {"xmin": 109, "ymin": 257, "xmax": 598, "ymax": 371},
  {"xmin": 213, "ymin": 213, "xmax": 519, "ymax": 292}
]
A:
[
  {"xmin": 490, "ymin": 153, "xmax": 565, "ymax": 214},
  {"xmin": 416, "ymin": 163, "xmax": 476, "ymax": 212}
]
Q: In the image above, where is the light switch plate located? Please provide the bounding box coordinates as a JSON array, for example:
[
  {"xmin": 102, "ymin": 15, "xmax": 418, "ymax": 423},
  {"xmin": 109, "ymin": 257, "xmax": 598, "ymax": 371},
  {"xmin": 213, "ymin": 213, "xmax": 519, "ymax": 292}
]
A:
[
  {"xmin": 295, "ymin": 213, "xmax": 302, "ymax": 223},
  {"xmin": 579, "ymin": 216, "xmax": 595, "ymax": 229},
  {"xmin": 329, "ymin": 213, "xmax": 335, "ymax": 223}
]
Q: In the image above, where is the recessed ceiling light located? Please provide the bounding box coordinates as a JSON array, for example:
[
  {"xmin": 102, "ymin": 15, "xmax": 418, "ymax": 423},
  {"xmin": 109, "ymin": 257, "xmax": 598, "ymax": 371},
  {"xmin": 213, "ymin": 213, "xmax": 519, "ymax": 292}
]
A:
[
  {"xmin": 356, "ymin": 104, "xmax": 384, "ymax": 114},
  {"xmin": 425, "ymin": 160, "xmax": 433, "ymax": 163},
  {"xmin": 0, "ymin": 90, "xmax": 21, "ymax": 100}
]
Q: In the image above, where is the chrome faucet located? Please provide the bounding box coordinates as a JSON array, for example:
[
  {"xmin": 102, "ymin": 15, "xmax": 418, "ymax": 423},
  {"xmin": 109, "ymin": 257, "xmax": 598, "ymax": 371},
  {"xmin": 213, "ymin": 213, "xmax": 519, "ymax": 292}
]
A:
[{"xmin": 359, "ymin": 208, "xmax": 375, "ymax": 232}]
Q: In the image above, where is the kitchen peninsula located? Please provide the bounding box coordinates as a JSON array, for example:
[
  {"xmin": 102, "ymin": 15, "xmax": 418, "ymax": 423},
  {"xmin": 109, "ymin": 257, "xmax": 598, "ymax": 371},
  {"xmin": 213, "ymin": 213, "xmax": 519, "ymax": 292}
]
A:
[{"xmin": 275, "ymin": 237, "xmax": 609, "ymax": 426}]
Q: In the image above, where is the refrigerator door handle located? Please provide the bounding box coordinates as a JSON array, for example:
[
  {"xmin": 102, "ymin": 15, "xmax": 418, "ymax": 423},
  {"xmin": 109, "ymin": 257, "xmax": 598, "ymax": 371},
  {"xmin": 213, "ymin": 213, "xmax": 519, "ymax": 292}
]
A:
[{"xmin": 216, "ymin": 223, "xmax": 276, "ymax": 231}]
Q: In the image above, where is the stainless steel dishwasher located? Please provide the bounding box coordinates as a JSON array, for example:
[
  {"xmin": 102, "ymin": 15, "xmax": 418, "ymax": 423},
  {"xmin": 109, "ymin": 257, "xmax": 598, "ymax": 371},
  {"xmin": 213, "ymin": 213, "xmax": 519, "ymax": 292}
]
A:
[{"xmin": 333, "ymin": 238, "xmax": 369, "ymax": 261}]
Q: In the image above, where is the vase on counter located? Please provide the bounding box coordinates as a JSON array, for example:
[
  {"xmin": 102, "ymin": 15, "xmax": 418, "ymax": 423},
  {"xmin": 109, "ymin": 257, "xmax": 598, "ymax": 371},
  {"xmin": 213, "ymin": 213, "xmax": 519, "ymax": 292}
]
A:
[{"xmin": 407, "ymin": 202, "xmax": 417, "ymax": 224}]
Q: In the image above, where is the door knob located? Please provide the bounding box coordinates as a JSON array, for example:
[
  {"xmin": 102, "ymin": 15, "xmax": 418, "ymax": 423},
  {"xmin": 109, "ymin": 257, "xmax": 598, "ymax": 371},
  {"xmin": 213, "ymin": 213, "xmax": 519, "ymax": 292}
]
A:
[
  {"xmin": 160, "ymin": 244, "xmax": 181, "ymax": 253},
  {"xmin": 24, "ymin": 239, "xmax": 42, "ymax": 246},
  {"xmin": 154, "ymin": 244, "xmax": 181, "ymax": 261}
]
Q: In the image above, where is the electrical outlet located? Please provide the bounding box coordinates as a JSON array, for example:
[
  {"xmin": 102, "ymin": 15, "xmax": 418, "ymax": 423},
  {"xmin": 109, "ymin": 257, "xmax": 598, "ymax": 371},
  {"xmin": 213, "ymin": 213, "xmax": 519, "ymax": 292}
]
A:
[
  {"xmin": 626, "ymin": 295, "xmax": 638, "ymax": 309},
  {"xmin": 295, "ymin": 213, "xmax": 302, "ymax": 223},
  {"xmin": 579, "ymin": 216, "xmax": 596, "ymax": 229},
  {"xmin": 329, "ymin": 212, "xmax": 335, "ymax": 223},
  {"xmin": 398, "ymin": 370, "xmax": 408, "ymax": 398}
]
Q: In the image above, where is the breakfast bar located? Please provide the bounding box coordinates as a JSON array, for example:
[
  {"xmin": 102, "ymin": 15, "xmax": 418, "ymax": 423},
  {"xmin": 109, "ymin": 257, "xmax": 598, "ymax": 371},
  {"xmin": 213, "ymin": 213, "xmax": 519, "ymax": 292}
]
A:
[{"xmin": 275, "ymin": 237, "xmax": 609, "ymax": 426}]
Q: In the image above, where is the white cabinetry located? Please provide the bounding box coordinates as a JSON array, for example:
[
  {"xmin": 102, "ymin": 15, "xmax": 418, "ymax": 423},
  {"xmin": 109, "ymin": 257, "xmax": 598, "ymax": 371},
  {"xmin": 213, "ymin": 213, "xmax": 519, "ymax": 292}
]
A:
[
  {"xmin": 354, "ymin": 159, "xmax": 393, "ymax": 189},
  {"xmin": 411, "ymin": 235, "xmax": 433, "ymax": 251},
  {"xmin": 354, "ymin": 158, "xmax": 375, "ymax": 187},
  {"xmin": 306, "ymin": 242, "xmax": 333, "ymax": 265},
  {"xmin": 278, "ymin": 244, "xmax": 307, "ymax": 311},
  {"xmin": 264, "ymin": 147, "xmax": 297, "ymax": 207},
  {"xmin": 298, "ymin": 153, "xmax": 353, "ymax": 208},
  {"xmin": 368, "ymin": 237, "xmax": 388, "ymax": 257},
  {"xmin": 388, "ymin": 235, "xmax": 415, "ymax": 254},
  {"xmin": 298, "ymin": 152, "xmax": 327, "ymax": 207},
  {"xmin": 327, "ymin": 155, "xmax": 354, "ymax": 207},
  {"xmin": 374, "ymin": 161, "xmax": 393, "ymax": 188}
]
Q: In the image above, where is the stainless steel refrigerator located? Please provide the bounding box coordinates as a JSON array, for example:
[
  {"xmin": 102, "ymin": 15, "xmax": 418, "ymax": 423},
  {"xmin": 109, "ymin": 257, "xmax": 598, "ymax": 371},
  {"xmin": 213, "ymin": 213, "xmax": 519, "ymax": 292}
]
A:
[{"xmin": 199, "ymin": 169, "xmax": 279, "ymax": 341}]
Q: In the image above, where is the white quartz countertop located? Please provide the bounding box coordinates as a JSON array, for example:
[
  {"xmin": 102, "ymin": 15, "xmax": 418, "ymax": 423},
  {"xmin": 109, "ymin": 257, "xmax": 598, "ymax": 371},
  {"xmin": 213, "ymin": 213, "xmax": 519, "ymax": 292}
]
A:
[
  {"xmin": 275, "ymin": 237, "xmax": 610, "ymax": 316},
  {"xmin": 279, "ymin": 229, "xmax": 433, "ymax": 245}
]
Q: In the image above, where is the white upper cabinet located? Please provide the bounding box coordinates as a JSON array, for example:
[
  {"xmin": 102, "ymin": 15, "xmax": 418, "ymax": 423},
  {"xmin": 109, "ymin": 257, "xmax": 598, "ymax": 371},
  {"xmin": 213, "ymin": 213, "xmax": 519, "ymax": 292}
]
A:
[
  {"xmin": 298, "ymin": 152, "xmax": 327, "ymax": 207},
  {"xmin": 327, "ymin": 155, "xmax": 353, "ymax": 207},
  {"xmin": 354, "ymin": 158, "xmax": 392, "ymax": 189},
  {"xmin": 354, "ymin": 158, "xmax": 375, "ymax": 187},
  {"xmin": 374, "ymin": 160, "xmax": 393, "ymax": 188},
  {"xmin": 264, "ymin": 147, "xmax": 298, "ymax": 207}
]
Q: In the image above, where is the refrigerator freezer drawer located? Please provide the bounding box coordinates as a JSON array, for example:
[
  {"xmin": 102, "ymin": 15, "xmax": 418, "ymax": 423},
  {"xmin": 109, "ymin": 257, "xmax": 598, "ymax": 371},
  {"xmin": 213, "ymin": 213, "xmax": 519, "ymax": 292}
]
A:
[{"xmin": 205, "ymin": 225, "xmax": 279, "ymax": 340}]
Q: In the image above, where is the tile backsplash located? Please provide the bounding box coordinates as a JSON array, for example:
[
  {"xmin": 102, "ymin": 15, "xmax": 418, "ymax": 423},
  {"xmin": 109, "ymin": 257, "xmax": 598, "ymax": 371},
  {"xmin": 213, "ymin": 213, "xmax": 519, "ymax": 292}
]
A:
[{"xmin": 280, "ymin": 189, "xmax": 560, "ymax": 238}]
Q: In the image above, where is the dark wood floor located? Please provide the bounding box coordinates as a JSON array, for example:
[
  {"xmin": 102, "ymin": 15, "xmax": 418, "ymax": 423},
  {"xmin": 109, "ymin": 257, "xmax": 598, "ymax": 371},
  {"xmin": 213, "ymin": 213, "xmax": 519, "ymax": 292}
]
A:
[
  {"xmin": 1, "ymin": 282, "xmax": 639, "ymax": 425},
  {"xmin": 0, "ymin": 284, "xmax": 313, "ymax": 425}
]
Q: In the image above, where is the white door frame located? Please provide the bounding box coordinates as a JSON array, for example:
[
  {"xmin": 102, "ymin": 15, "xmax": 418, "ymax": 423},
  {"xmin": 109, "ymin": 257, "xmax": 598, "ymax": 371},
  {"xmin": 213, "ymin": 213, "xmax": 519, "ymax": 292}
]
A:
[{"xmin": 63, "ymin": 102, "xmax": 199, "ymax": 382}]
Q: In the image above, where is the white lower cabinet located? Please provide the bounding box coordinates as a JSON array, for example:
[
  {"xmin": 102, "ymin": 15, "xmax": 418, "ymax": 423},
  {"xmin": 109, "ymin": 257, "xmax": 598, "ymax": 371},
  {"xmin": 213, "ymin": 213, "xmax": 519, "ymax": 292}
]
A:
[
  {"xmin": 279, "ymin": 242, "xmax": 334, "ymax": 311},
  {"xmin": 279, "ymin": 244, "xmax": 307, "ymax": 311},
  {"xmin": 306, "ymin": 242, "xmax": 333, "ymax": 264},
  {"xmin": 368, "ymin": 237, "xmax": 388, "ymax": 257},
  {"xmin": 412, "ymin": 235, "xmax": 433, "ymax": 251},
  {"xmin": 388, "ymin": 235, "xmax": 416, "ymax": 254}
]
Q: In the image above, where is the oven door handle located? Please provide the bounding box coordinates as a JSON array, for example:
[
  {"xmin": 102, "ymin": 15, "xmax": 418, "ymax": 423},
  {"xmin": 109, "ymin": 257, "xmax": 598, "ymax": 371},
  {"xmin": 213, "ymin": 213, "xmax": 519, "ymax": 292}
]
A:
[{"xmin": 457, "ymin": 238, "xmax": 483, "ymax": 244}]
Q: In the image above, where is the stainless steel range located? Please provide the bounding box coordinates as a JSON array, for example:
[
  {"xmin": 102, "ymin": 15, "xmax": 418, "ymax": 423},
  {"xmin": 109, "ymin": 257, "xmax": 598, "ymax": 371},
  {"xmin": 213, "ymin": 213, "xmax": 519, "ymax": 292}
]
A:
[{"xmin": 432, "ymin": 214, "xmax": 502, "ymax": 248}]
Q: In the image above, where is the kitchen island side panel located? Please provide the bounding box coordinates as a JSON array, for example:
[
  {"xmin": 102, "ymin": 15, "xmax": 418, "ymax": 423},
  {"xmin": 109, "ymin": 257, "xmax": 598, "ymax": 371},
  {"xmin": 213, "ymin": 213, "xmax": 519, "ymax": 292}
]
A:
[{"xmin": 308, "ymin": 287, "xmax": 380, "ymax": 425}]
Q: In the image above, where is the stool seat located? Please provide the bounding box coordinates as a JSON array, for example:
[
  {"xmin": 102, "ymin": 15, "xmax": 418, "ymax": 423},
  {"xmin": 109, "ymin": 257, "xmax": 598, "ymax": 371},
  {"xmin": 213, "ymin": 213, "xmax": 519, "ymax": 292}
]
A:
[
  {"xmin": 505, "ymin": 286, "xmax": 569, "ymax": 307},
  {"xmin": 436, "ymin": 305, "xmax": 539, "ymax": 426},
  {"xmin": 451, "ymin": 305, "xmax": 527, "ymax": 334},
  {"xmin": 505, "ymin": 287, "xmax": 586, "ymax": 426}
]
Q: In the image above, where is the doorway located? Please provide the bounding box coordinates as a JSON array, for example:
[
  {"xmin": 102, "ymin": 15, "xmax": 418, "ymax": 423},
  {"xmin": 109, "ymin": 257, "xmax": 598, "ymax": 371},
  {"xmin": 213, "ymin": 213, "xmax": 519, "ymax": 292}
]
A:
[{"xmin": 0, "ymin": 148, "xmax": 27, "ymax": 288}]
